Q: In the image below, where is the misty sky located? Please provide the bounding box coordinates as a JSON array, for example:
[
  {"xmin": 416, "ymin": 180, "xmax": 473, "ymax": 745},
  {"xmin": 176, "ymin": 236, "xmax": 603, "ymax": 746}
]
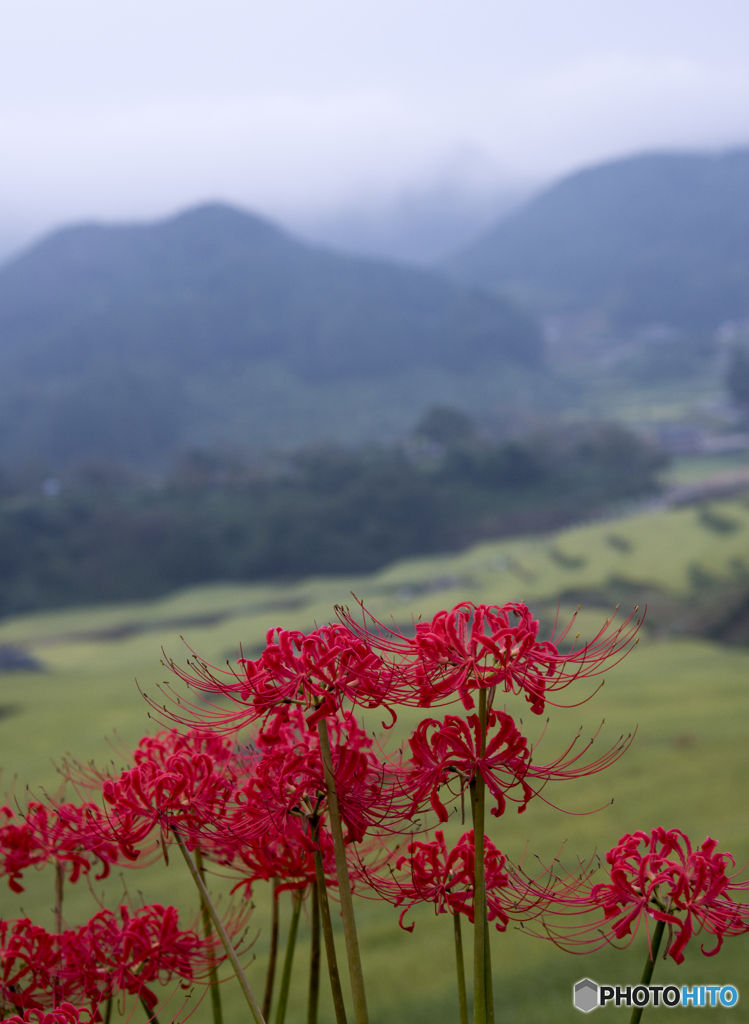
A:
[{"xmin": 2, "ymin": 0, "xmax": 749, "ymax": 251}]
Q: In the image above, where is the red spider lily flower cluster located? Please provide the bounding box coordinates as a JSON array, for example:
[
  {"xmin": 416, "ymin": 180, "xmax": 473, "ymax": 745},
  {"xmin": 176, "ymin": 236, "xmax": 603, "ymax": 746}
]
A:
[
  {"xmin": 0, "ymin": 904, "xmax": 216, "ymax": 1017},
  {"xmin": 63, "ymin": 720, "xmax": 344, "ymax": 901},
  {"xmin": 362, "ymin": 829, "xmax": 516, "ymax": 932},
  {"xmin": 100, "ymin": 750, "xmax": 235, "ymax": 853},
  {"xmin": 0, "ymin": 803, "xmax": 121, "ymax": 894},
  {"xmin": 155, "ymin": 600, "xmax": 640, "ymax": 733},
  {"xmin": 223, "ymin": 707, "xmax": 394, "ymax": 849},
  {"xmin": 337, "ymin": 600, "xmax": 640, "ymax": 715},
  {"xmin": 160, "ymin": 624, "xmax": 393, "ymax": 735},
  {"xmin": 399, "ymin": 710, "xmax": 632, "ymax": 824},
  {"xmin": 60, "ymin": 729, "xmax": 238, "ymax": 859},
  {"xmin": 144, "ymin": 600, "xmax": 637, "ymax": 840},
  {"xmin": 0, "ymin": 807, "xmax": 49, "ymax": 893},
  {"xmin": 402, "ymin": 714, "xmax": 533, "ymax": 821},
  {"xmin": 536, "ymin": 827, "xmax": 749, "ymax": 963},
  {"xmin": 2, "ymin": 596, "xmax": 650, "ymax": 1024},
  {"xmin": 1, "ymin": 1005, "xmax": 92, "ymax": 1024}
]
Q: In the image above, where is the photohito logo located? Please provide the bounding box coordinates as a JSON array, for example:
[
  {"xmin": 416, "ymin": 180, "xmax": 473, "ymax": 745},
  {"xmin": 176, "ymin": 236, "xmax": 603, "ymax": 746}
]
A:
[{"xmin": 573, "ymin": 978, "xmax": 739, "ymax": 1012}]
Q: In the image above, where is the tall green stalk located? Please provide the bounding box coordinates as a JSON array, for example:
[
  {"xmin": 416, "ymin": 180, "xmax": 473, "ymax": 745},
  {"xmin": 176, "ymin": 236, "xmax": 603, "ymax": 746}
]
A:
[
  {"xmin": 54, "ymin": 861, "xmax": 64, "ymax": 934},
  {"xmin": 453, "ymin": 910, "xmax": 469, "ymax": 1024},
  {"xmin": 195, "ymin": 847, "xmax": 223, "ymax": 1024},
  {"xmin": 630, "ymin": 920, "xmax": 666, "ymax": 1024},
  {"xmin": 484, "ymin": 914, "xmax": 494, "ymax": 1024},
  {"xmin": 263, "ymin": 878, "xmax": 281, "ymax": 1021},
  {"xmin": 173, "ymin": 827, "xmax": 266, "ymax": 1024},
  {"xmin": 317, "ymin": 719, "xmax": 369, "ymax": 1024},
  {"xmin": 470, "ymin": 688, "xmax": 490, "ymax": 1024},
  {"xmin": 308, "ymin": 879, "xmax": 321, "ymax": 1024},
  {"xmin": 274, "ymin": 889, "xmax": 303, "ymax": 1024},
  {"xmin": 311, "ymin": 817, "xmax": 348, "ymax": 1024},
  {"xmin": 139, "ymin": 996, "xmax": 161, "ymax": 1024}
]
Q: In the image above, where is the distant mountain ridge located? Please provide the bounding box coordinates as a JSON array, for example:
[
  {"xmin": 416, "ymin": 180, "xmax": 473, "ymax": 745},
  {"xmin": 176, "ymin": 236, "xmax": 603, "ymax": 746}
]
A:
[
  {"xmin": 449, "ymin": 148, "xmax": 749, "ymax": 332},
  {"xmin": 0, "ymin": 203, "xmax": 543, "ymax": 467}
]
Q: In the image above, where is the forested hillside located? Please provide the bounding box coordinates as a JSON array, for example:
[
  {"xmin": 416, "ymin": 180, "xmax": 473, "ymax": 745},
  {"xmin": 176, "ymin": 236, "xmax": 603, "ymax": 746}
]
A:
[
  {"xmin": 450, "ymin": 149, "xmax": 749, "ymax": 331},
  {"xmin": 0, "ymin": 417, "xmax": 665, "ymax": 614},
  {"xmin": 0, "ymin": 203, "xmax": 542, "ymax": 468}
]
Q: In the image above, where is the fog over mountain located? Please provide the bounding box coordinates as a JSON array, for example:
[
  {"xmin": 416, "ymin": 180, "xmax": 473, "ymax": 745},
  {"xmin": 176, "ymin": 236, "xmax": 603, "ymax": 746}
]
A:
[
  {"xmin": 287, "ymin": 171, "xmax": 533, "ymax": 265},
  {"xmin": 0, "ymin": 202, "xmax": 543, "ymax": 468}
]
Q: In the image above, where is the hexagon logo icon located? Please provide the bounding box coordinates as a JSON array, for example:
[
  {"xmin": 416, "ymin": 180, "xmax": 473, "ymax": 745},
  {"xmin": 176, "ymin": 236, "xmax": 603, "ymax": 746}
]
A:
[{"xmin": 574, "ymin": 978, "xmax": 599, "ymax": 1013}]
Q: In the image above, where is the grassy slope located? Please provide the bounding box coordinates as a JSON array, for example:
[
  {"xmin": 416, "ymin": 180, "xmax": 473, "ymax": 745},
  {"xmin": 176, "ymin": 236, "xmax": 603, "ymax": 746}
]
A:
[{"xmin": 1, "ymin": 498, "xmax": 749, "ymax": 1021}]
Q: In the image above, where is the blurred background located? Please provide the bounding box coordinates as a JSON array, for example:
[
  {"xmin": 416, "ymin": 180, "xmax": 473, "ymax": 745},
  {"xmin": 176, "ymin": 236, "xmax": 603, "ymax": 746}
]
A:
[
  {"xmin": 1, "ymin": 0, "xmax": 749, "ymax": 610},
  {"xmin": 2, "ymin": 1, "xmax": 749, "ymax": 1020}
]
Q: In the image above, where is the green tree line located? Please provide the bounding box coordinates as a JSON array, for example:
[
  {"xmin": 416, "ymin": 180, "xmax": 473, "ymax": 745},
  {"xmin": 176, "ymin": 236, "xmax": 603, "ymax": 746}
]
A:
[{"xmin": 0, "ymin": 414, "xmax": 667, "ymax": 616}]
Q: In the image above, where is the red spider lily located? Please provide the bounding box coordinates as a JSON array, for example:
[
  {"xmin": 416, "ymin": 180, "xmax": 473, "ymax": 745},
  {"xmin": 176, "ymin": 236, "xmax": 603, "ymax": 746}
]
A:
[
  {"xmin": 60, "ymin": 729, "xmax": 242, "ymax": 861},
  {"xmin": 338, "ymin": 600, "xmax": 641, "ymax": 715},
  {"xmin": 401, "ymin": 711, "xmax": 633, "ymax": 823},
  {"xmin": 220, "ymin": 708, "xmax": 395, "ymax": 848},
  {"xmin": 536, "ymin": 827, "xmax": 749, "ymax": 964},
  {"xmin": 72, "ymin": 904, "xmax": 210, "ymax": 1010},
  {"xmin": 1, "ymin": 1004, "xmax": 92, "ymax": 1024},
  {"xmin": 26, "ymin": 803, "xmax": 121, "ymax": 884},
  {"xmin": 361, "ymin": 829, "xmax": 513, "ymax": 932},
  {"xmin": 133, "ymin": 727, "xmax": 236, "ymax": 771},
  {"xmin": 0, "ymin": 905, "xmax": 220, "ymax": 1016},
  {"xmin": 100, "ymin": 744, "xmax": 237, "ymax": 856},
  {"xmin": 0, "ymin": 807, "xmax": 49, "ymax": 893},
  {"xmin": 152, "ymin": 624, "xmax": 395, "ymax": 735},
  {"xmin": 242, "ymin": 625, "xmax": 391, "ymax": 719},
  {"xmin": 0, "ymin": 803, "xmax": 121, "ymax": 894},
  {"xmin": 402, "ymin": 713, "xmax": 532, "ymax": 822},
  {"xmin": 228, "ymin": 823, "xmax": 337, "ymax": 899},
  {"xmin": 0, "ymin": 918, "xmax": 59, "ymax": 1013}
]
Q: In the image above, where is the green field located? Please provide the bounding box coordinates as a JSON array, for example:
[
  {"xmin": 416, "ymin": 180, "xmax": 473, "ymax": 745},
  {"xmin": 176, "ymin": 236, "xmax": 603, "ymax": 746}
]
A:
[{"xmin": 2, "ymin": 497, "xmax": 749, "ymax": 1022}]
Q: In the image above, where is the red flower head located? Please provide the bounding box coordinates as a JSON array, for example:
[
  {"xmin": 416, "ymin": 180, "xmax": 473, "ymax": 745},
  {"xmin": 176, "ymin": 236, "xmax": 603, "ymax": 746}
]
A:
[
  {"xmin": 0, "ymin": 801, "xmax": 121, "ymax": 895},
  {"xmin": 25, "ymin": 803, "xmax": 121, "ymax": 885},
  {"xmin": 401, "ymin": 710, "xmax": 633, "ymax": 824},
  {"xmin": 225, "ymin": 708, "xmax": 393, "ymax": 848},
  {"xmin": 0, "ymin": 904, "xmax": 219, "ymax": 1017},
  {"xmin": 100, "ymin": 734, "xmax": 237, "ymax": 855},
  {"xmin": 228, "ymin": 822, "xmax": 337, "ymax": 899},
  {"xmin": 154, "ymin": 624, "xmax": 393, "ymax": 734},
  {"xmin": 403, "ymin": 713, "xmax": 532, "ymax": 822},
  {"xmin": 0, "ymin": 919, "xmax": 59, "ymax": 1013},
  {"xmin": 338, "ymin": 599, "xmax": 641, "ymax": 716},
  {"xmin": 1, "ymin": 1005, "xmax": 91, "ymax": 1024},
  {"xmin": 0, "ymin": 808, "xmax": 49, "ymax": 894},
  {"xmin": 76, "ymin": 904, "xmax": 208, "ymax": 1010},
  {"xmin": 538, "ymin": 827, "xmax": 749, "ymax": 964},
  {"xmin": 365, "ymin": 829, "xmax": 512, "ymax": 932}
]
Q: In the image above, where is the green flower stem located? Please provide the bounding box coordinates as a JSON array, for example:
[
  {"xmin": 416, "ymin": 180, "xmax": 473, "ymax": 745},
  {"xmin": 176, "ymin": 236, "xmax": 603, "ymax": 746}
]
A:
[
  {"xmin": 308, "ymin": 878, "xmax": 321, "ymax": 1024},
  {"xmin": 139, "ymin": 996, "xmax": 161, "ymax": 1024},
  {"xmin": 54, "ymin": 861, "xmax": 64, "ymax": 934},
  {"xmin": 453, "ymin": 910, "xmax": 469, "ymax": 1024},
  {"xmin": 484, "ymin": 915, "xmax": 494, "ymax": 1024},
  {"xmin": 173, "ymin": 827, "xmax": 266, "ymax": 1024},
  {"xmin": 263, "ymin": 878, "xmax": 281, "ymax": 1022},
  {"xmin": 195, "ymin": 847, "xmax": 224, "ymax": 1024},
  {"xmin": 471, "ymin": 688, "xmax": 490, "ymax": 1024},
  {"xmin": 317, "ymin": 718, "xmax": 369, "ymax": 1024},
  {"xmin": 274, "ymin": 889, "xmax": 303, "ymax": 1024},
  {"xmin": 312, "ymin": 819, "xmax": 348, "ymax": 1024},
  {"xmin": 630, "ymin": 920, "xmax": 666, "ymax": 1024},
  {"xmin": 104, "ymin": 997, "xmax": 113, "ymax": 1024}
]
